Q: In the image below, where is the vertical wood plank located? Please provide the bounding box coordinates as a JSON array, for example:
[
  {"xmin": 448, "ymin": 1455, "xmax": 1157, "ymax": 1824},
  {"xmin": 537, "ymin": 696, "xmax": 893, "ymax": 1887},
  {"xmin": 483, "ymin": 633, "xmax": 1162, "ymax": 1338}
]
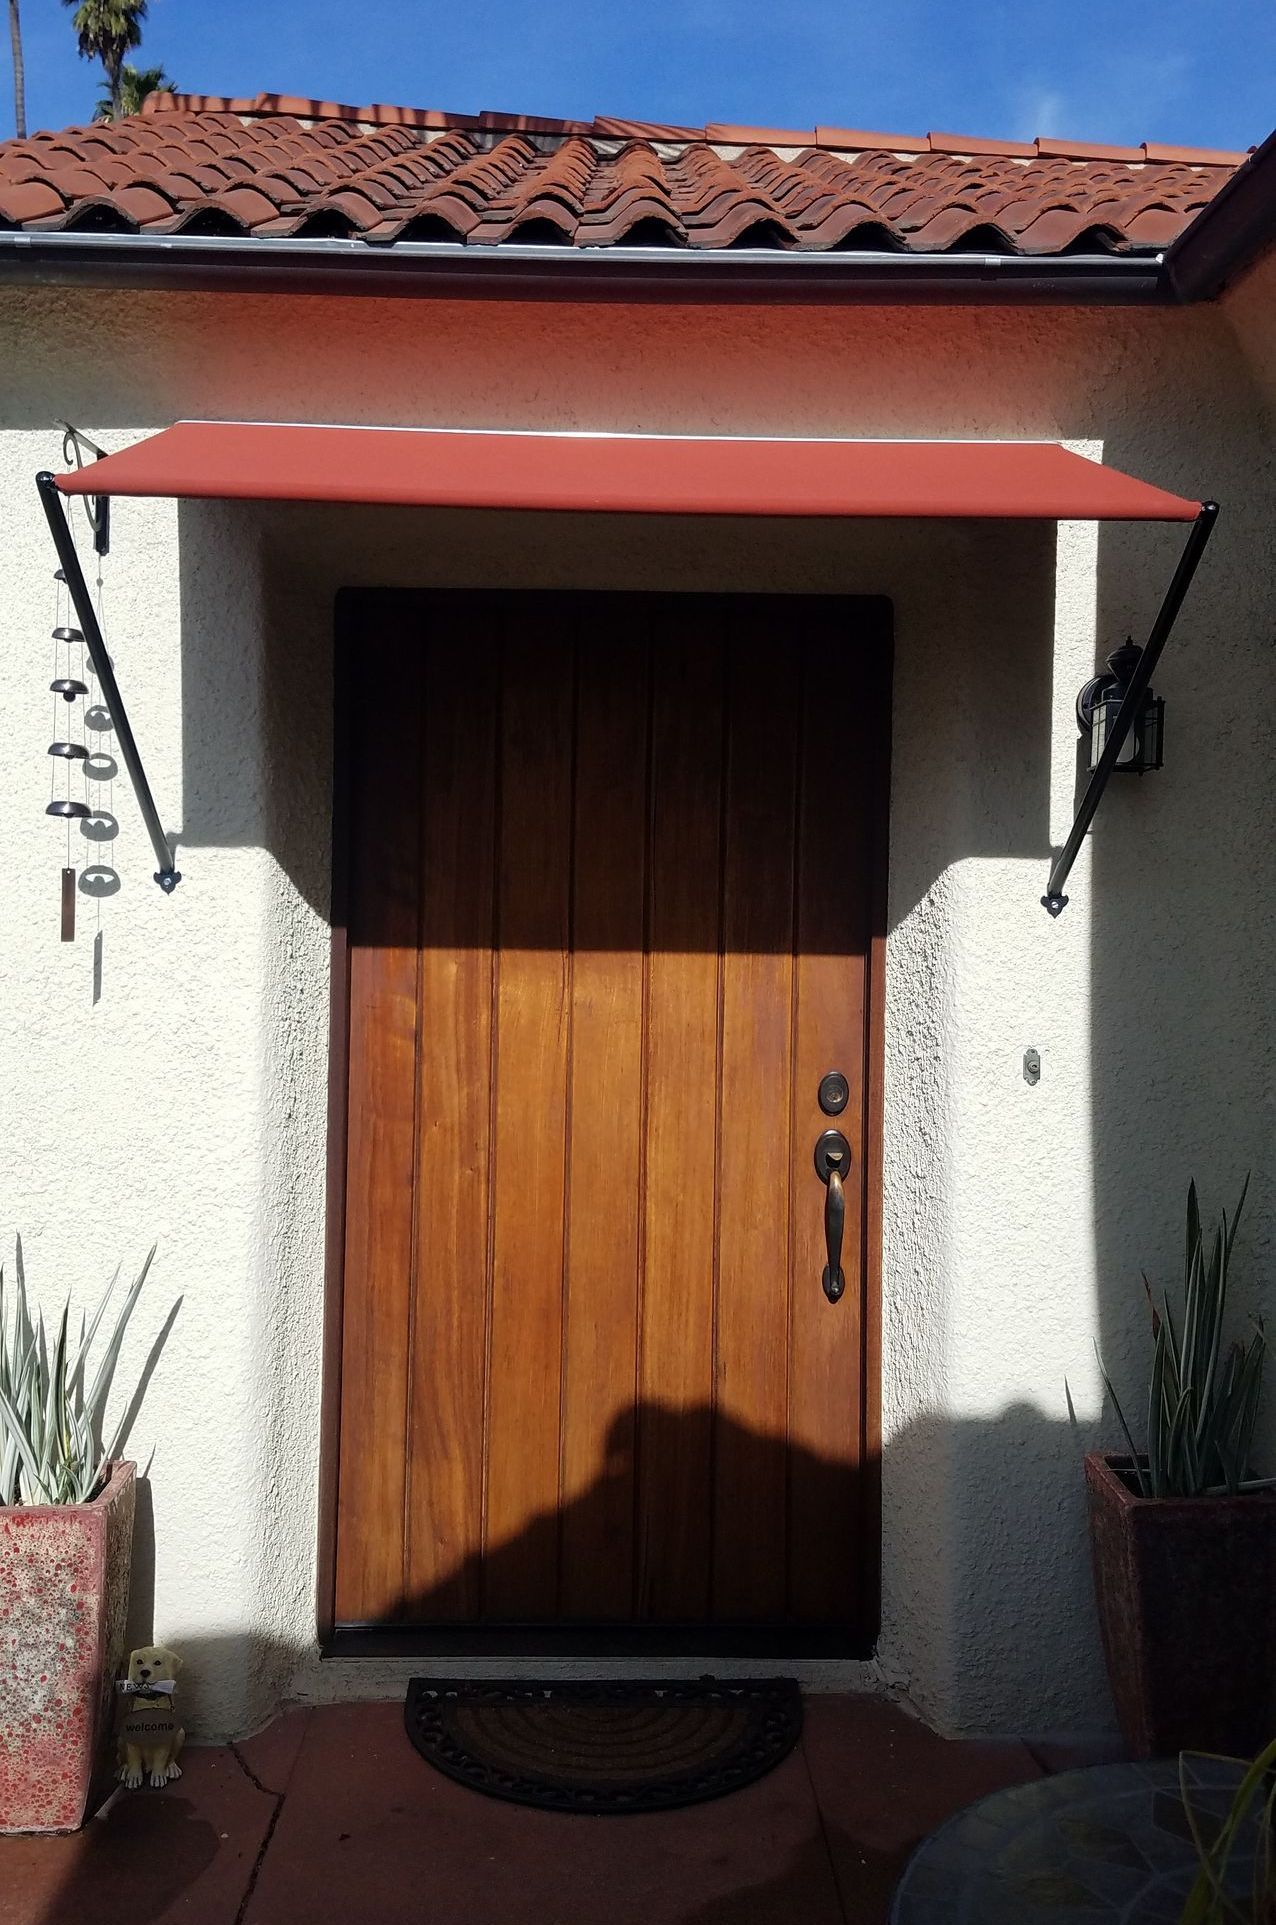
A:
[
  {"xmin": 787, "ymin": 598, "xmax": 872, "ymax": 1627},
  {"xmin": 637, "ymin": 615, "xmax": 724, "ymax": 1621},
  {"xmin": 404, "ymin": 625, "xmax": 498, "ymax": 1619},
  {"xmin": 713, "ymin": 619, "xmax": 799, "ymax": 1620},
  {"xmin": 559, "ymin": 615, "xmax": 650, "ymax": 1618},
  {"xmin": 483, "ymin": 608, "xmax": 574, "ymax": 1619},
  {"xmin": 334, "ymin": 618, "xmax": 421, "ymax": 1625}
]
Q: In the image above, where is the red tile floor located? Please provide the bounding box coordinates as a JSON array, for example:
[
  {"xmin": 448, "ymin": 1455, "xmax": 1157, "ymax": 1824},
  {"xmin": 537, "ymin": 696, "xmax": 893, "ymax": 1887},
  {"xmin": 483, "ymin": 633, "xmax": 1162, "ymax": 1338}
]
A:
[{"xmin": 0, "ymin": 1696, "xmax": 1075, "ymax": 1925}]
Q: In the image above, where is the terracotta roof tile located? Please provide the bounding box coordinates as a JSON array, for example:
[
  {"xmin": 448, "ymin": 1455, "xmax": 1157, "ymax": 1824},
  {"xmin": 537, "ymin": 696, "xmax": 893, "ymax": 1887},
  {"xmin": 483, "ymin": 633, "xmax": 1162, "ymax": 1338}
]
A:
[
  {"xmin": 1140, "ymin": 140, "xmax": 1239, "ymax": 166},
  {"xmin": 927, "ymin": 131, "xmax": 1037, "ymax": 158},
  {"xmin": 1037, "ymin": 136, "xmax": 1146, "ymax": 164},
  {"xmin": 706, "ymin": 123, "xmax": 817, "ymax": 146},
  {"xmin": 815, "ymin": 126, "xmax": 930, "ymax": 154},
  {"xmin": 0, "ymin": 94, "xmax": 1248, "ymax": 255},
  {"xmin": 593, "ymin": 115, "xmax": 703, "ymax": 142},
  {"xmin": 0, "ymin": 178, "xmax": 66, "ymax": 222}
]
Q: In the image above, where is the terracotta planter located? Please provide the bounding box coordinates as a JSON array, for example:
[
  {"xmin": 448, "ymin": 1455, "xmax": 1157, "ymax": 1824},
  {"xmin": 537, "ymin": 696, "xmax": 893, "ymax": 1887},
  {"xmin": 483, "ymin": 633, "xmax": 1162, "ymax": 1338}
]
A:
[
  {"xmin": 0, "ymin": 1461, "xmax": 135, "ymax": 1833},
  {"xmin": 1086, "ymin": 1451, "xmax": 1276, "ymax": 1759}
]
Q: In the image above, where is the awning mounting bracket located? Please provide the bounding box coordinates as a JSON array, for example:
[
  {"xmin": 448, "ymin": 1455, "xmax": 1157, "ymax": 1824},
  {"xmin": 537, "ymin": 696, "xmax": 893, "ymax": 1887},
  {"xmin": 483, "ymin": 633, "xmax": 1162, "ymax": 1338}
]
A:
[
  {"xmin": 1042, "ymin": 500, "xmax": 1218, "ymax": 917},
  {"xmin": 56, "ymin": 421, "xmax": 111, "ymax": 557},
  {"xmin": 36, "ymin": 468, "xmax": 181, "ymax": 893}
]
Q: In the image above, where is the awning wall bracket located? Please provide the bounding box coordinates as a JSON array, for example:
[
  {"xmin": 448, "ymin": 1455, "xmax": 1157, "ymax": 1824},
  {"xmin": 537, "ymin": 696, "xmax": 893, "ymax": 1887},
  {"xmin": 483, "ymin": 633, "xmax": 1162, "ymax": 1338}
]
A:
[
  {"xmin": 1042, "ymin": 500, "xmax": 1218, "ymax": 917},
  {"xmin": 36, "ymin": 469, "xmax": 181, "ymax": 893},
  {"xmin": 56, "ymin": 421, "xmax": 111, "ymax": 557}
]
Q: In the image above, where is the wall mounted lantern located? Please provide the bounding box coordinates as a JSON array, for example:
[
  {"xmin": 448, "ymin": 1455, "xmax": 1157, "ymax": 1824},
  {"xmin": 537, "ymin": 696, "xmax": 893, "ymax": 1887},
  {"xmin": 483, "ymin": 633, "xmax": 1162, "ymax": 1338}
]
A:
[
  {"xmin": 1076, "ymin": 638, "xmax": 1164, "ymax": 776},
  {"xmin": 1042, "ymin": 500, "xmax": 1217, "ymax": 916}
]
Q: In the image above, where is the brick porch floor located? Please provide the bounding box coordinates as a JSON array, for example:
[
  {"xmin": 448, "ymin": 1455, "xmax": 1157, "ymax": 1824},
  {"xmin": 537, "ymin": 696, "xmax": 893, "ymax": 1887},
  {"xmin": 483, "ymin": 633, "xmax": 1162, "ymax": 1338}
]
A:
[{"xmin": 0, "ymin": 1696, "xmax": 1065, "ymax": 1925}]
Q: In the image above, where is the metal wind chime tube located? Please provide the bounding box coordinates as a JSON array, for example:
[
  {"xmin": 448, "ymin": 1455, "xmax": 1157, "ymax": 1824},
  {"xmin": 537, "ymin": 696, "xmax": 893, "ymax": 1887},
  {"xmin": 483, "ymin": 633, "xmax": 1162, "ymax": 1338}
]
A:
[
  {"xmin": 46, "ymin": 567, "xmax": 91, "ymax": 940},
  {"xmin": 36, "ymin": 469, "xmax": 180, "ymax": 895}
]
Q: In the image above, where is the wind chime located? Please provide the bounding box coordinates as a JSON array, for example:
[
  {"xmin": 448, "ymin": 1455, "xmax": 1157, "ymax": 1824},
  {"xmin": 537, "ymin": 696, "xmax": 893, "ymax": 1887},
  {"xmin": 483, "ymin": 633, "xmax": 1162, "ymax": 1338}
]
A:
[
  {"xmin": 47, "ymin": 565, "xmax": 90, "ymax": 940},
  {"xmin": 37, "ymin": 433, "xmax": 183, "ymax": 915},
  {"xmin": 45, "ymin": 563, "xmax": 119, "ymax": 941}
]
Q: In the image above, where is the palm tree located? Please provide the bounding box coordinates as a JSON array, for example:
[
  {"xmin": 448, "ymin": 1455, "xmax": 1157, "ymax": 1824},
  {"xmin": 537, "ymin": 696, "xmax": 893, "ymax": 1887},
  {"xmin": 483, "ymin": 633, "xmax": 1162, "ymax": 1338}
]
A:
[
  {"xmin": 95, "ymin": 61, "xmax": 174, "ymax": 121},
  {"xmin": 8, "ymin": 0, "xmax": 24, "ymax": 139},
  {"xmin": 62, "ymin": 0, "xmax": 147, "ymax": 122}
]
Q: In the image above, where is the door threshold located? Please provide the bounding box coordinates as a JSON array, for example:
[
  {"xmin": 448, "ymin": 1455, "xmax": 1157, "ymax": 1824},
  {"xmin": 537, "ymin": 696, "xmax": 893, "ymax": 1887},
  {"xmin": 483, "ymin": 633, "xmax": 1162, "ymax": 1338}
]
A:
[{"xmin": 324, "ymin": 1624, "xmax": 874, "ymax": 1661}]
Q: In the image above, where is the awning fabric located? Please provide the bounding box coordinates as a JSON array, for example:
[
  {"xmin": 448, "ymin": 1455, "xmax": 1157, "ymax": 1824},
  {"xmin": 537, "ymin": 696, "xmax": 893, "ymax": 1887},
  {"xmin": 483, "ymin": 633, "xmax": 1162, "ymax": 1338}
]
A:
[{"xmin": 56, "ymin": 423, "xmax": 1201, "ymax": 522}]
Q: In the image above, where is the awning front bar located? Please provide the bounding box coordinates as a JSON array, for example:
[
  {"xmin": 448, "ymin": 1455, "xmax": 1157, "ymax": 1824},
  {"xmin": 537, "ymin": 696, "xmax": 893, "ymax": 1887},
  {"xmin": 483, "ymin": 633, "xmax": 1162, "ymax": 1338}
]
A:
[{"xmin": 54, "ymin": 424, "xmax": 1201, "ymax": 522}]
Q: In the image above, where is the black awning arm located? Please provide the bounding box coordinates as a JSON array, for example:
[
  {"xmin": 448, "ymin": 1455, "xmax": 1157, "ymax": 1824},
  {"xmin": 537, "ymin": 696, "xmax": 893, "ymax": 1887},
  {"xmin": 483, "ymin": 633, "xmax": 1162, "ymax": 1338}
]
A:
[
  {"xmin": 1042, "ymin": 500, "xmax": 1218, "ymax": 917},
  {"xmin": 36, "ymin": 469, "xmax": 181, "ymax": 893}
]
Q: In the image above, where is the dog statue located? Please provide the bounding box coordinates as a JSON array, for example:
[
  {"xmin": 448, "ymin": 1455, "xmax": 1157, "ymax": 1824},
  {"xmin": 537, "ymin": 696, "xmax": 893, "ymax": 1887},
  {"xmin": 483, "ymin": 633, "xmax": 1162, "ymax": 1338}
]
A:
[{"xmin": 116, "ymin": 1644, "xmax": 185, "ymax": 1790}]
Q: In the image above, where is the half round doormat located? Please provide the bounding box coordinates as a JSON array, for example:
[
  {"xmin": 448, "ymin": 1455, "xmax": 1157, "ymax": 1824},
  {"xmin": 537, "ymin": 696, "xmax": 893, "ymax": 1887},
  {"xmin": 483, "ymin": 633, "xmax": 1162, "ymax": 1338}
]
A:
[{"xmin": 404, "ymin": 1677, "xmax": 803, "ymax": 1814}]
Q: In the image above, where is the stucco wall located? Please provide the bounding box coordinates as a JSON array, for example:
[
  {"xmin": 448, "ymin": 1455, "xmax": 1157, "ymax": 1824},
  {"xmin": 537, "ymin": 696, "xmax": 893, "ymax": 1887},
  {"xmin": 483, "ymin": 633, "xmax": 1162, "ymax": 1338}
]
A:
[{"xmin": 0, "ymin": 282, "xmax": 1272, "ymax": 1740}]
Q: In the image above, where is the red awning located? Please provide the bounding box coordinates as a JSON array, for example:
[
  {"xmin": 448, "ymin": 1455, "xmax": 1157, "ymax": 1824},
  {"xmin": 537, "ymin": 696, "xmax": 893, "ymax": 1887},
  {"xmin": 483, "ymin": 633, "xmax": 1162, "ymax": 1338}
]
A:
[{"xmin": 55, "ymin": 422, "xmax": 1201, "ymax": 522}]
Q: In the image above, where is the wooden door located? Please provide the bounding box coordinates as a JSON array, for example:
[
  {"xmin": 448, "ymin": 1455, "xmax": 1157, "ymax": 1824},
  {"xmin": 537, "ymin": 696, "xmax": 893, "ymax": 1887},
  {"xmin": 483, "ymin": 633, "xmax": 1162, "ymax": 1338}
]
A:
[{"xmin": 329, "ymin": 590, "xmax": 888, "ymax": 1647}]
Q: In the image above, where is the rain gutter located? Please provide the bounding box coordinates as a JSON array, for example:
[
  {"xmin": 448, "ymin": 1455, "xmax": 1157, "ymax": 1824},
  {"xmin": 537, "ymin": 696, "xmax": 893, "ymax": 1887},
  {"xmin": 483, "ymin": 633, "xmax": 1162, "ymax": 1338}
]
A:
[{"xmin": 0, "ymin": 229, "xmax": 1172, "ymax": 304}]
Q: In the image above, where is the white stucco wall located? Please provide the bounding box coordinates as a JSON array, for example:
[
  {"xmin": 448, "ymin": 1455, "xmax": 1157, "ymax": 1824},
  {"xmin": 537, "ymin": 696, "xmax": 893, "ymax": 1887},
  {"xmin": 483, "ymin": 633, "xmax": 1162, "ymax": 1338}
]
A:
[{"xmin": 1, "ymin": 280, "xmax": 1272, "ymax": 1740}]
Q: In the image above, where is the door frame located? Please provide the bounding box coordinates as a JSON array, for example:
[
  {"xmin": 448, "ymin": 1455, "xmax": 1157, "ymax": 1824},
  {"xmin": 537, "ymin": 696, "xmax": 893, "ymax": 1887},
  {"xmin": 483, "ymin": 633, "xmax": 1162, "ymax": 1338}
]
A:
[{"xmin": 316, "ymin": 587, "xmax": 892, "ymax": 1658}]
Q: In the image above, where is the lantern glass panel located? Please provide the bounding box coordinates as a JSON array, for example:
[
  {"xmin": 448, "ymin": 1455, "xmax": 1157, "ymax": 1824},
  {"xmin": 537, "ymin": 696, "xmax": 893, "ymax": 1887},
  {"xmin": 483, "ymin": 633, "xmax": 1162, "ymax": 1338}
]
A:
[
  {"xmin": 1089, "ymin": 689, "xmax": 1162, "ymax": 773},
  {"xmin": 1140, "ymin": 694, "xmax": 1164, "ymax": 771}
]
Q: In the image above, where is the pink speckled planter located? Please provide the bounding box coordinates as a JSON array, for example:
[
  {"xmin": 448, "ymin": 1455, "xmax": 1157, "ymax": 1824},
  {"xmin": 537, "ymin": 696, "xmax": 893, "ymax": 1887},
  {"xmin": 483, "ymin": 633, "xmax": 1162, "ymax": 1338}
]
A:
[{"xmin": 0, "ymin": 1461, "xmax": 135, "ymax": 1833}]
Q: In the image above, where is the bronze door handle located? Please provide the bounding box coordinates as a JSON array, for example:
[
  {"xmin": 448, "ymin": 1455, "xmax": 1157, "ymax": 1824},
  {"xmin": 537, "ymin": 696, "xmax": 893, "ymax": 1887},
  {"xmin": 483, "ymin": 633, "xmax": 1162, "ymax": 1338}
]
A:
[{"xmin": 814, "ymin": 1129, "xmax": 851, "ymax": 1304}]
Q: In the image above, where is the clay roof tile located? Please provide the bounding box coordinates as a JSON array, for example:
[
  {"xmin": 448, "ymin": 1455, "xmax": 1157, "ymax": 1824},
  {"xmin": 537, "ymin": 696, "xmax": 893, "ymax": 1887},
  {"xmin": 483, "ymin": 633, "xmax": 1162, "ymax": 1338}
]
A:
[
  {"xmin": 0, "ymin": 178, "xmax": 67, "ymax": 223},
  {"xmin": 110, "ymin": 182, "xmax": 182, "ymax": 225},
  {"xmin": 201, "ymin": 184, "xmax": 289, "ymax": 230},
  {"xmin": 0, "ymin": 97, "xmax": 1245, "ymax": 260},
  {"xmin": 1036, "ymin": 136, "xmax": 1149, "ymax": 164},
  {"xmin": 927, "ymin": 131, "xmax": 1037, "ymax": 158}
]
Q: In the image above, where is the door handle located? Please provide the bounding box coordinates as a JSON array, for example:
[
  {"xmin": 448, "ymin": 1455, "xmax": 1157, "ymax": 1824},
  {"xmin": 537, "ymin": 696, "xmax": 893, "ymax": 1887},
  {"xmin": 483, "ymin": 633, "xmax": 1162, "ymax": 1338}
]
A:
[{"xmin": 814, "ymin": 1129, "xmax": 852, "ymax": 1304}]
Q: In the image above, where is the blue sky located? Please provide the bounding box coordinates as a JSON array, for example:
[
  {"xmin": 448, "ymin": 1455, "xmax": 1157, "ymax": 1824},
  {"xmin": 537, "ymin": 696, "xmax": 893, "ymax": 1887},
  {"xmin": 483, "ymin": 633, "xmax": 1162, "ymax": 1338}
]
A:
[{"xmin": 8, "ymin": 0, "xmax": 1275, "ymax": 151}]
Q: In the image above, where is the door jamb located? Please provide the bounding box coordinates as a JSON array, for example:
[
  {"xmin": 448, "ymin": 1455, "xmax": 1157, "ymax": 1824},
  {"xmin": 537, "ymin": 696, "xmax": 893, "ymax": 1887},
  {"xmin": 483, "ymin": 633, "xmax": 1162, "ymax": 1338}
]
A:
[{"xmin": 315, "ymin": 592, "xmax": 357, "ymax": 1644}]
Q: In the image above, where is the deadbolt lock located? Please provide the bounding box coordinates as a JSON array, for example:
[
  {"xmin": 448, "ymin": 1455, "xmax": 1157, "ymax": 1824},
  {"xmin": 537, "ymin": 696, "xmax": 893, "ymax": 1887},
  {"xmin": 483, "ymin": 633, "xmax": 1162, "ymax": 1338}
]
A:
[{"xmin": 818, "ymin": 1070, "xmax": 850, "ymax": 1116}]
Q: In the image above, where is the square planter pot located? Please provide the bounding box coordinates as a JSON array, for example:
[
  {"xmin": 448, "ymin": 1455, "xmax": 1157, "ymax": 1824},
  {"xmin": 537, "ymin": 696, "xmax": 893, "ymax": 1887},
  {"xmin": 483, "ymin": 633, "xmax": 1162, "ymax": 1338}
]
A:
[
  {"xmin": 1086, "ymin": 1451, "xmax": 1276, "ymax": 1759},
  {"xmin": 0, "ymin": 1461, "xmax": 136, "ymax": 1833}
]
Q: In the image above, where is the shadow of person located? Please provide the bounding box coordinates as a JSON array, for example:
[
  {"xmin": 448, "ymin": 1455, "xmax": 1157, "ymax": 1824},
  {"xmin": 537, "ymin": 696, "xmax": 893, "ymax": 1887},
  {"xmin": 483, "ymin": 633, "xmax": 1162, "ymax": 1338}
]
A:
[{"xmin": 387, "ymin": 1399, "xmax": 869, "ymax": 1639}]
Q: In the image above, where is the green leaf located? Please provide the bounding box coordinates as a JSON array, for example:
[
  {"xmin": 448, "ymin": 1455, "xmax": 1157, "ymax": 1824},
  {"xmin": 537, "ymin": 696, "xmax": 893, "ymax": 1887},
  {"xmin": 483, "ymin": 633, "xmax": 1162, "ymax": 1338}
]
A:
[
  {"xmin": 0, "ymin": 1378, "xmax": 53, "ymax": 1504},
  {"xmin": 81, "ymin": 1248, "xmax": 153, "ymax": 1454},
  {"xmin": 1148, "ymin": 1322, "xmax": 1168, "ymax": 1496},
  {"xmin": 67, "ymin": 1265, "xmax": 118, "ymax": 1400},
  {"xmin": 1119, "ymin": 1179, "xmax": 1268, "ymax": 1496},
  {"xmin": 0, "ymin": 1242, "xmax": 165, "ymax": 1509},
  {"xmin": 1095, "ymin": 1343, "xmax": 1150, "ymax": 1495}
]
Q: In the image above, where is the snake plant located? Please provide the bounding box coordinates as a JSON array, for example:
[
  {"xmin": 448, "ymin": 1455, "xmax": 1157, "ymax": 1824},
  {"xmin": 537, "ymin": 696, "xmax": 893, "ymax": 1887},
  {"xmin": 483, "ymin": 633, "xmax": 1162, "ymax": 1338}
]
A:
[
  {"xmin": 1099, "ymin": 1178, "xmax": 1271, "ymax": 1499},
  {"xmin": 0, "ymin": 1241, "xmax": 155, "ymax": 1505}
]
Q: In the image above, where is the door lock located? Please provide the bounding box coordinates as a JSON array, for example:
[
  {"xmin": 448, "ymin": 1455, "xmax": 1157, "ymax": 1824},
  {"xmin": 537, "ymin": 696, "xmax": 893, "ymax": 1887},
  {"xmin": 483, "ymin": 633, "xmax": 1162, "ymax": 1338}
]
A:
[{"xmin": 818, "ymin": 1070, "xmax": 850, "ymax": 1116}]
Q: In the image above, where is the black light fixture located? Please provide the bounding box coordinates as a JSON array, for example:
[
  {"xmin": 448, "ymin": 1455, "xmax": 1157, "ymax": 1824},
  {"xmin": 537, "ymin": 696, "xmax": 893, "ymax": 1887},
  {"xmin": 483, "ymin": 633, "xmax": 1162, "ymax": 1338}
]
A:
[{"xmin": 1076, "ymin": 637, "xmax": 1164, "ymax": 776}]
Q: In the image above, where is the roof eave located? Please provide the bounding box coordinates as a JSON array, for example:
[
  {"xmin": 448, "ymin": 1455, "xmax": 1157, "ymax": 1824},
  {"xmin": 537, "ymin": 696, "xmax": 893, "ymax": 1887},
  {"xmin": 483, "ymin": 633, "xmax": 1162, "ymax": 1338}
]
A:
[
  {"xmin": 1164, "ymin": 127, "xmax": 1276, "ymax": 299},
  {"xmin": 0, "ymin": 229, "xmax": 1174, "ymax": 303}
]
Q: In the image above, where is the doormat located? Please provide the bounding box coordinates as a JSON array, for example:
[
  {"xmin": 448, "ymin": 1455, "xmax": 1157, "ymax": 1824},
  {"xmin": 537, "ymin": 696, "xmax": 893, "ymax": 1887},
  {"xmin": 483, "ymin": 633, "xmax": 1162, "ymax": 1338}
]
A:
[{"xmin": 404, "ymin": 1677, "xmax": 803, "ymax": 1814}]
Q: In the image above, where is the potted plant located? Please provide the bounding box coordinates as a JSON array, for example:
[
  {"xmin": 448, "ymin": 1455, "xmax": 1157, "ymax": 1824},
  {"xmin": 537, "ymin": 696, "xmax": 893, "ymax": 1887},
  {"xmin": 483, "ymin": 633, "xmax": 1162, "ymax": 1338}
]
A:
[
  {"xmin": 1088, "ymin": 1178, "xmax": 1276, "ymax": 1760},
  {"xmin": 0, "ymin": 1243, "xmax": 159, "ymax": 1833}
]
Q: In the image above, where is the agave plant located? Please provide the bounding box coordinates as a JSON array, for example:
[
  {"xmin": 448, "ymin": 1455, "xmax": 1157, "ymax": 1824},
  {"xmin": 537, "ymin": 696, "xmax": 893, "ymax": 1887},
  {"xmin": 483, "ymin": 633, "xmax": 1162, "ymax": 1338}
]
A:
[
  {"xmin": 1099, "ymin": 1178, "xmax": 1271, "ymax": 1500},
  {"xmin": 0, "ymin": 1241, "xmax": 154, "ymax": 1506}
]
